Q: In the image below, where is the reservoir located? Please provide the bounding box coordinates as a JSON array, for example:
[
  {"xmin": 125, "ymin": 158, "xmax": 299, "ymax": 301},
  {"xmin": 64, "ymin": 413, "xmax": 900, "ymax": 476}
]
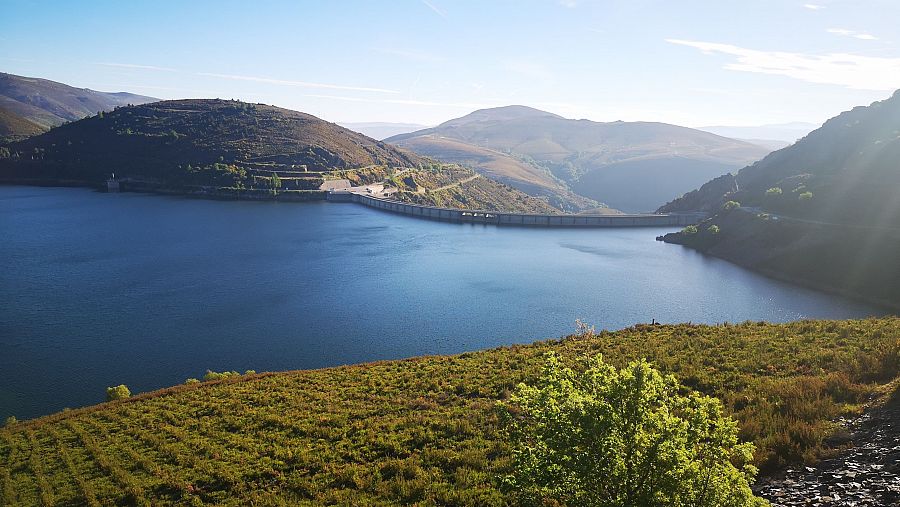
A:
[{"xmin": 0, "ymin": 186, "xmax": 884, "ymax": 419}]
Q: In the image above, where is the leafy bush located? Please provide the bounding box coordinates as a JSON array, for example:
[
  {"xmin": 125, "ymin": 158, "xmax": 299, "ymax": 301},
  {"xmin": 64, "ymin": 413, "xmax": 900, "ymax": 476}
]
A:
[
  {"xmin": 501, "ymin": 354, "xmax": 764, "ymax": 507},
  {"xmin": 682, "ymin": 225, "xmax": 698, "ymax": 235},
  {"xmin": 203, "ymin": 370, "xmax": 241, "ymax": 381},
  {"xmin": 723, "ymin": 200, "xmax": 741, "ymax": 210},
  {"xmin": 765, "ymin": 187, "xmax": 783, "ymax": 197},
  {"xmin": 708, "ymin": 224, "xmax": 721, "ymax": 234},
  {"xmin": 184, "ymin": 378, "xmax": 200, "ymax": 385},
  {"xmin": 798, "ymin": 191, "xmax": 813, "ymax": 201},
  {"xmin": 3, "ymin": 416, "xmax": 16, "ymax": 427},
  {"xmin": 105, "ymin": 385, "xmax": 131, "ymax": 401}
]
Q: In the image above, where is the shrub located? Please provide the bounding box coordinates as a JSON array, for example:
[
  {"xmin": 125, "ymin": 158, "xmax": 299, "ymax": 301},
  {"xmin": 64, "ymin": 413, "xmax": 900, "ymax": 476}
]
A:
[
  {"xmin": 765, "ymin": 187, "xmax": 783, "ymax": 197},
  {"xmin": 723, "ymin": 200, "xmax": 741, "ymax": 210},
  {"xmin": 798, "ymin": 191, "xmax": 813, "ymax": 201},
  {"xmin": 708, "ymin": 224, "xmax": 721, "ymax": 234},
  {"xmin": 4, "ymin": 415, "xmax": 17, "ymax": 427},
  {"xmin": 203, "ymin": 370, "xmax": 241, "ymax": 381},
  {"xmin": 185, "ymin": 378, "xmax": 200, "ymax": 385},
  {"xmin": 682, "ymin": 225, "xmax": 698, "ymax": 235},
  {"xmin": 500, "ymin": 353, "xmax": 764, "ymax": 507},
  {"xmin": 105, "ymin": 385, "xmax": 131, "ymax": 401}
]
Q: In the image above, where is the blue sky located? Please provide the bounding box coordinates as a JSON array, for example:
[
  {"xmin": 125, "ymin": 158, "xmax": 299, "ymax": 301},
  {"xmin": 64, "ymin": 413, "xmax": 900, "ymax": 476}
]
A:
[{"xmin": 2, "ymin": 0, "xmax": 899, "ymax": 127}]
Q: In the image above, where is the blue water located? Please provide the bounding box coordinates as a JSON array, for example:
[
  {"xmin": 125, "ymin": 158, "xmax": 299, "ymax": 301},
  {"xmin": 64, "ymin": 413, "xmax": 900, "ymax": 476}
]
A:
[{"xmin": 0, "ymin": 186, "xmax": 885, "ymax": 420}]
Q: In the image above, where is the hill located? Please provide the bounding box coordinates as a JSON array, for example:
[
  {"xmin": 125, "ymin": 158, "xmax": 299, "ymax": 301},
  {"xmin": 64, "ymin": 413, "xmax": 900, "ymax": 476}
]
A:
[
  {"xmin": 389, "ymin": 134, "xmax": 603, "ymax": 212},
  {"xmin": 0, "ymin": 72, "xmax": 156, "ymax": 129},
  {"xmin": 659, "ymin": 90, "xmax": 900, "ymax": 308},
  {"xmin": 388, "ymin": 106, "xmax": 770, "ymax": 212},
  {"xmin": 0, "ymin": 99, "xmax": 424, "ymax": 185},
  {"xmin": 1, "ymin": 319, "xmax": 898, "ymax": 505},
  {"xmin": 0, "ymin": 106, "xmax": 45, "ymax": 143}
]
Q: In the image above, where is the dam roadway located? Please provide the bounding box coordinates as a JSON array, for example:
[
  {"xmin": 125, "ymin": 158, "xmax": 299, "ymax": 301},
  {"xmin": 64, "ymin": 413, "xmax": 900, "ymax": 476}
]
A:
[{"xmin": 329, "ymin": 191, "xmax": 706, "ymax": 227}]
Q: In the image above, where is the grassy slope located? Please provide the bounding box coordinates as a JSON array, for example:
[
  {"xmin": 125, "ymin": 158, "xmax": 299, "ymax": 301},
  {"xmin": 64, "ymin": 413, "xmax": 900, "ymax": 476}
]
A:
[
  {"xmin": 2, "ymin": 320, "xmax": 898, "ymax": 506},
  {"xmin": 0, "ymin": 107, "xmax": 45, "ymax": 142},
  {"xmin": 389, "ymin": 135, "xmax": 602, "ymax": 212}
]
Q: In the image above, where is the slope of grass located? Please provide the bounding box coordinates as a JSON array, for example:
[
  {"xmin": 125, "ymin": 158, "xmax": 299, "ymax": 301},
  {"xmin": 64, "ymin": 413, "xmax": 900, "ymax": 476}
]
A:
[{"xmin": 2, "ymin": 319, "xmax": 898, "ymax": 505}]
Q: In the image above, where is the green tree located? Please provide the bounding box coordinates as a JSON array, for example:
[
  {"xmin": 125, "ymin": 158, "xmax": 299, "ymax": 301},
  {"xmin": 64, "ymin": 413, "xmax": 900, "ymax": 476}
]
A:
[
  {"xmin": 682, "ymin": 225, "xmax": 699, "ymax": 235},
  {"xmin": 3, "ymin": 415, "xmax": 17, "ymax": 427},
  {"xmin": 798, "ymin": 191, "xmax": 813, "ymax": 201},
  {"xmin": 105, "ymin": 385, "xmax": 131, "ymax": 401},
  {"xmin": 708, "ymin": 224, "xmax": 721, "ymax": 234},
  {"xmin": 500, "ymin": 353, "xmax": 765, "ymax": 507},
  {"xmin": 765, "ymin": 187, "xmax": 783, "ymax": 197},
  {"xmin": 723, "ymin": 201, "xmax": 741, "ymax": 211}
]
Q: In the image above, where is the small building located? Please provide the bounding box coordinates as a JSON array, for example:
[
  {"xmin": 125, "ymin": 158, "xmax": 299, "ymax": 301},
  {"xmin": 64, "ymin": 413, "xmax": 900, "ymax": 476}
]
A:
[{"xmin": 106, "ymin": 178, "xmax": 120, "ymax": 192}]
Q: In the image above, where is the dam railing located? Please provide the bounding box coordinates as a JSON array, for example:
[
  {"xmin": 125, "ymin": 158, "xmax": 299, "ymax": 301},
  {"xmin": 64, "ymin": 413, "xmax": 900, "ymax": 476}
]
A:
[{"xmin": 332, "ymin": 192, "xmax": 705, "ymax": 227}]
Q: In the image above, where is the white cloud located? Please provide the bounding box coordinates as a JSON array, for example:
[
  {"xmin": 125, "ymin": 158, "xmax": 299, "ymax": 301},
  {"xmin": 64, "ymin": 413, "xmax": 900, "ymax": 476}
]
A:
[
  {"xmin": 827, "ymin": 28, "xmax": 878, "ymax": 40},
  {"xmin": 94, "ymin": 62, "xmax": 176, "ymax": 72},
  {"xmin": 196, "ymin": 73, "xmax": 398, "ymax": 94},
  {"xmin": 421, "ymin": 0, "xmax": 446, "ymax": 18},
  {"xmin": 803, "ymin": 3, "xmax": 824, "ymax": 10},
  {"xmin": 558, "ymin": 0, "xmax": 579, "ymax": 7},
  {"xmin": 666, "ymin": 39, "xmax": 900, "ymax": 91}
]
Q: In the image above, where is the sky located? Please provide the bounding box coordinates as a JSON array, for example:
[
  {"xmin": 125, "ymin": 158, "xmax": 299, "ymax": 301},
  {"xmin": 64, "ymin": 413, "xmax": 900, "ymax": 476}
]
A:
[{"xmin": 2, "ymin": 0, "xmax": 899, "ymax": 128}]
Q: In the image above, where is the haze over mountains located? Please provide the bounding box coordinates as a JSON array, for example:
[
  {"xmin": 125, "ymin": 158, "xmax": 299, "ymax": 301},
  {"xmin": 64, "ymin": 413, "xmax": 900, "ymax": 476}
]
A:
[
  {"xmin": 661, "ymin": 90, "xmax": 900, "ymax": 308},
  {"xmin": 339, "ymin": 122, "xmax": 429, "ymax": 141},
  {"xmin": 389, "ymin": 106, "xmax": 771, "ymax": 212}
]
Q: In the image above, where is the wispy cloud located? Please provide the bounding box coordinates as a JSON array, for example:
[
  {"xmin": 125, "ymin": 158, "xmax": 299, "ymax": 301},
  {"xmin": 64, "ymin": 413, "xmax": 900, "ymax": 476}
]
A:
[
  {"xmin": 421, "ymin": 0, "xmax": 446, "ymax": 18},
  {"xmin": 94, "ymin": 62, "xmax": 176, "ymax": 72},
  {"xmin": 827, "ymin": 28, "xmax": 878, "ymax": 40},
  {"xmin": 803, "ymin": 3, "xmax": 825, "ymax": 10},
  {"xmin": 667, "ymin": 39, "xmax": 900, "ymax": 91},
  {"xmin": 558, "ymin": 0, "xmax": 579, "ymax": 7},
  {"xmin": 196, "ymin": 72, "xmax": 398, "ymax": 94}
]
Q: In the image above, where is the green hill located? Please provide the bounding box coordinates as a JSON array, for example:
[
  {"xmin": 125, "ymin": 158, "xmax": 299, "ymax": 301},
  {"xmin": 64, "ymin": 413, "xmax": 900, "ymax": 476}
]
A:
[
  {"xmin": 659, "ymin": 90, "xmax": 900, "ymax": 308},
  {"xmin": 388, "ymin": 106, "xmax": 770, "ymax": 213},
  {"xmin": 2, "ymin": 320, "xmax": 898, "ymax": 506},
  {"xmin": 0, "ymin": 106, "xmax": 45, "ymax": 143},
  {"xmin": 0, "ymin": 72, "xmax": 156, "ymax": 129}
]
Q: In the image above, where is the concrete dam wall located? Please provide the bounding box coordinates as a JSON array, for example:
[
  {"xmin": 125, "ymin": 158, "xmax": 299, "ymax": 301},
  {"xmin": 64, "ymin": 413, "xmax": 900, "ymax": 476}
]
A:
[{"xmin": 335, "ymin": 193, "xmax": 705, "ymax": 228}]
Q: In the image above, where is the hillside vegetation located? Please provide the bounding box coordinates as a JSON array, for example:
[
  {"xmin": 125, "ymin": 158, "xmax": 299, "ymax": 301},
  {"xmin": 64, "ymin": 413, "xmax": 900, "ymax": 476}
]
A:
[
  {"xmin": 0, "ymin": 72, "xmax": 156, "ymax": 129},
  {"xmin": 0, "ymin": 106, "xmax": 45, "ymax": 143},
  {"xmin": 389, "ymin": 105, "xmax": 770, "ymax": 212},
  {"xmin": 2, "ymin": 319, "xmax": 898, "ymax": 506},
  {"xmin": 659, "ymin": 90, "xmax": 900, "ymax": 307},
  {"xmin": 0, "ymin": 99, "xmax": 424, "ymax": 187}
]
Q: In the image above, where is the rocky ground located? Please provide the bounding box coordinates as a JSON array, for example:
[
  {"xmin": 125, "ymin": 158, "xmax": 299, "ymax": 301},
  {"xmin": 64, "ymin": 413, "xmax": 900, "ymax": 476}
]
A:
[{"xmin": 754, "ymin": 390, "xmax": 900, "ymax": 506}]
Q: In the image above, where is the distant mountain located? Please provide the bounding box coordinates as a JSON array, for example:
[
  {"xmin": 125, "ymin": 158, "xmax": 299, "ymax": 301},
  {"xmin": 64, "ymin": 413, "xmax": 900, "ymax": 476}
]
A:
[
  {"xmin": 0, "ymin": 105, "xmax": 45, "ymax": 142},
  {"xmin": 0, "ymin": 72, "xmax": 156, "ymax": 129},
  {"xmin": 389, "ymin": 105, "xmax": 770, "ymax": 212},
  {"xmin": 737, "ymin": 138, "xmax": 791, "ymax": 151},
  {"xmin": 340, "ymin": 122, "xmax": 428, "ymax": 140},
  {"xmin": 660, "ymin": 90, "xmax": 900, "ymax": 308},
  {"xmin": 698, "ymin": 122, "xmax": 819, "ymax": 145},
  {"xmin": 0, "ymin": 99, "xmax": 424, "ymax": 185}
]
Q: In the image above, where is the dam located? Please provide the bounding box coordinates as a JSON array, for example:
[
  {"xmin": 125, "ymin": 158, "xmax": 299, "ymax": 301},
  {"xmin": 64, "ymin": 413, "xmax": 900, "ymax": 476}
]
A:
[{"xmin": 329, "ymin": 191, "xmax": 706, "ymax": 227}]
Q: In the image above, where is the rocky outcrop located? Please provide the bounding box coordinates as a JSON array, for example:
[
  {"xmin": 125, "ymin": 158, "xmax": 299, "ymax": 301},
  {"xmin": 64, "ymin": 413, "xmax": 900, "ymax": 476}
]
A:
[{"xmin": 755, "ymin": 389, "xmax": 900, "ymax": 506}]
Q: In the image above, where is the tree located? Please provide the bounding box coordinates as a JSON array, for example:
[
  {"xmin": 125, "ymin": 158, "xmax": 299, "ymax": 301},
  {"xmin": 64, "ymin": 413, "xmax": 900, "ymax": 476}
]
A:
[
  {"xmin": 682, "ymin": 225, "xmax": 699, "ymax": 235},
  {"xmin": 798, "ymin": 191, "xmax": 813, "ymax": 201},
  {"xmin": 500, "ymin": 353, "xmax": 764, "ymax": 507},
  {"xmin": 105, "ymin": 385, "xmax": 131, "ymax": 401},
  {"xmin": 723, "ymin": 201, "xmax": 740, "ymax": 211},
  {"xmin": 708, "ymin": 224, "xmax": 721, "ymax": 234},
  {"xmin": 765, "ymin": 187, "xmax": 782, "ymax": 197},
  {"xmin": 3, "ymin": 416, "xmax": 17, "ymax": 427}
]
